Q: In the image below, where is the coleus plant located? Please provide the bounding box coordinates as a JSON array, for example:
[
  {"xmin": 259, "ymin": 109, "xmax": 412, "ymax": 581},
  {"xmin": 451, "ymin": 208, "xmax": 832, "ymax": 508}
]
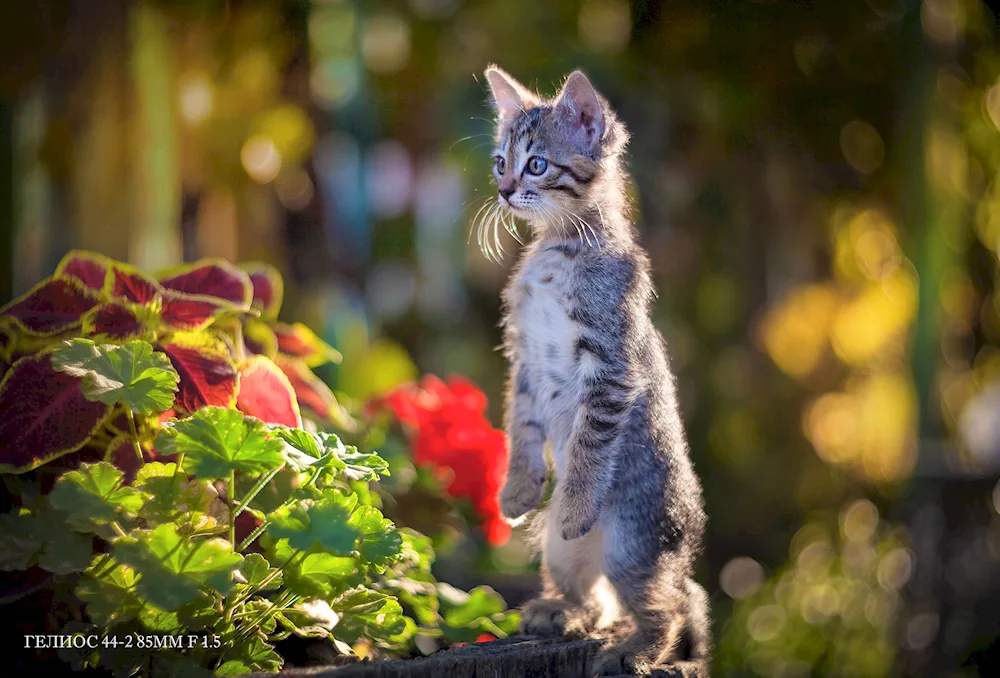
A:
[
  {"xmin": 0, "ymin": 250, "xmax": 347, "ymax": 474},
  {"xmin": 0, "ymin": 253, "xmax": 518, "ymax": 676}
]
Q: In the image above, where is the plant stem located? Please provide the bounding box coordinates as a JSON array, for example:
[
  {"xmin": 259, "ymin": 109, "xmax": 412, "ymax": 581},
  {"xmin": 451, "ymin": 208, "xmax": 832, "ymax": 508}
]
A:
[
  {"xmin": 234, "ymin": 464, "xmax": 285, "ymax": 519},
  {"xmin": 110, "ymin": 521, "xmax": 127, "ymax": 538},
  {"xmin": 125, "ymin": 409, "xmax": 144, "ymax": 466},
  {"xmin": 228, "ymin": 470, "xmax": 236, "ymax": 550}
]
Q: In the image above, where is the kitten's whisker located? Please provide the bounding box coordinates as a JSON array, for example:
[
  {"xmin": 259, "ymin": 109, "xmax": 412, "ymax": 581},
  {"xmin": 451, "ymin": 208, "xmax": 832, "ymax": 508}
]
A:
[{"xmin": 470, "ymin": 198, "xmax": 495, "ymax": 248}]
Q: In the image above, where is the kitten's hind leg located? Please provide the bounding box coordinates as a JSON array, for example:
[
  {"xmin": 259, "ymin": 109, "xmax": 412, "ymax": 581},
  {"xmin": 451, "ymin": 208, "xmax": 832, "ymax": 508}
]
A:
[
  {"xmin": 520, "ymin": 499, "xmax": 611, "ymax": 638},
  {"xmin": 595, "ymin": 526, "xmax": 710, "ymax": 675}
]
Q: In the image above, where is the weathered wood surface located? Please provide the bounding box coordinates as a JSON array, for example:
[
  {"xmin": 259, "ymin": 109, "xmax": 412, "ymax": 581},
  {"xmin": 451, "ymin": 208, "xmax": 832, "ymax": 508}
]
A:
[{"xmin": 254, "ymin": 636, "xmax": 687, "ymax": 678}]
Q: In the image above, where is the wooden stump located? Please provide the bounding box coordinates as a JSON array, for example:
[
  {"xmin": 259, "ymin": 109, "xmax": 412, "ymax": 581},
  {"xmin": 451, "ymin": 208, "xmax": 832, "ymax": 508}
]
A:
[{"xmin": 253, "ymin": 636, "xmax": 688, "ymax": 678}]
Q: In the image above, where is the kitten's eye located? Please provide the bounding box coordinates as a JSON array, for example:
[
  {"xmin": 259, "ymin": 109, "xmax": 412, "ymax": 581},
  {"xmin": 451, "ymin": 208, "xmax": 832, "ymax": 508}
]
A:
[
  {"xmin": 496, "ymin": 157, "xmax": 506, "ymax": 175},
  {"xmin": 527, "ymin": 156, "xmax": 548, "ymax": 176}
]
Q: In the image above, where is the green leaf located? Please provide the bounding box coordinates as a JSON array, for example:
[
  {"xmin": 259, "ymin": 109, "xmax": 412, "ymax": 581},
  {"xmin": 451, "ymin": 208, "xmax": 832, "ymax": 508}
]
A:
[
  {"xmin": 156, "ymin": 407, "xmax": 284, "ymax": 481},
  {"xmin": 49, "ymin": 461, "xmax": 143, "ymax": 531},
  {"xmin": 225, "ymin": 637, "xmax": 282, "ymax": 673},
  {"xmin": 348, "ymin": 505, "xmax": 402, "ymax": 570},
  {"xmin": 238, "ymin": 553, "xmax": 281, "ymax": 590},
  {"xmin": 139, "ymin": 604, "xmax": 182, "ymax": 632},
  {"xmin": 267, "ymin": 491, "xmax": 360, "ymax": 555},
  {"xmin": 52, "ymin": 338, "xmax": 179, "ymax": 413},
  {"xmin": 240, "ymin": 599, "xmax": 278, "ymax": 635},
  {"xmin": 0, "ymin": 510, "xmax": 43, "ymax": 570},
  {"xmin": 215, "ymin": 660, "xmax": 252, "ymax": 676},
  {"xmin": 38, "ymin": 530, "xmax": 93, "ymax": 574},
  {"xmin": 76, "ymin": 555, "xmax": 141, "ymax": 626},
  {"xmin": 440, "ymin": 584, "xmax": 505, "ymax": 628},
  {"xmin": 330, "ymin": 587, "xmax": 405, "ymax": 642},
  {"xmin": 272, "ymin": 426, "xmax": 346, "ymax": 474},
  {"xmin": 113, "ymin": 524, "xmax": 243, "ymax": 610},
  {"xmin": 266, "ymin": 538, "xmax": 359, "ymax": 599},
  {"xmin": 399, "ymin": 528, "xmax": 435, "ymax": 572},
  {"xmin": 339, "ymin": 447, "xmax": 390, "ymax": 481}
]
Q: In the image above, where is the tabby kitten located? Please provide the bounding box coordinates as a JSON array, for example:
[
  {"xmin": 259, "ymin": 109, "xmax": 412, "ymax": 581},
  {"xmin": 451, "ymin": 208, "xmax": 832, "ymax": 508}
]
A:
[{"xmin": 482, "ymin": 66, "xmax": 711, "ymax": 677}]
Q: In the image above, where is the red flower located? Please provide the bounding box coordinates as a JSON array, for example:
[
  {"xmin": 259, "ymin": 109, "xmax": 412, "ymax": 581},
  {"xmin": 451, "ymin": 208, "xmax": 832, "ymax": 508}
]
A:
[{"xmin": 370, "ymin": 375, "xmax": 511, "ymax": 546}]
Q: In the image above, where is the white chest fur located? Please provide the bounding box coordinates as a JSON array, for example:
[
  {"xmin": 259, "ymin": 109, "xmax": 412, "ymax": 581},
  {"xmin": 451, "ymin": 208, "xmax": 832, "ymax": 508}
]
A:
[{"xmin": 509, "ymin": 249, "xmax": 583, "ymax": 474}]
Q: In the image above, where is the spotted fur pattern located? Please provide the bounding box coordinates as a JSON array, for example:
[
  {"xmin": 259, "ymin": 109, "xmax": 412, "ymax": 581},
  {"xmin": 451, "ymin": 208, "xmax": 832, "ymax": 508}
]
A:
[{"xmin": 483, "ymin": 66, "xmax": 711, "ymax": 676}]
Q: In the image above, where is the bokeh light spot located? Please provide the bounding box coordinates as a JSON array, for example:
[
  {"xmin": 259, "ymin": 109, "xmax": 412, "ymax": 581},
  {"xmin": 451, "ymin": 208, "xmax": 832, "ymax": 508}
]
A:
[
  {"xmin": 177, "ymin": 72, "xmax": 213, "ymax": 126},
  {"xmin": 840, "ymin": 120, "xmax": 885, "ymax": 175},
  {"xmin": 720, "ymin": 557, "xmax": 765, "ymax": 599},
  {"xmin": 241, "ymin": 136, "xmax": 282, "ymax": 184},
  {"xmin": 362, "ymin": 13, "xmax": 411, "ymax": 74},
  {"xmin": 579, "ymin": 0, "xmax": 631, "ymax": 54}
]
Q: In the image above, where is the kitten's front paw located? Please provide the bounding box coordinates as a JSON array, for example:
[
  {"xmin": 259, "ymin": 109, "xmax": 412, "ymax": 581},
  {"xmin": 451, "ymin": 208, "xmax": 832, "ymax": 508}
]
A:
[
  {"xmin": 520, "ymin": 598, "xmax": 573, "ymax": 637},
  {"xmin": 558, "ymin": 494, "xmax": 600, "ymax": 541},
  {"xmin": 499, "ymin": 474, "xmax": 544, "ymax": 520}
]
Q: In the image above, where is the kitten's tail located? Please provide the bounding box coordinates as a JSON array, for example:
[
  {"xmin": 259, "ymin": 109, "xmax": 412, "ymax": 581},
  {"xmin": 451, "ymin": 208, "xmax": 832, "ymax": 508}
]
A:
[{"xmin": 682, "ymin": 577, "xmax": 712, "ymax": 662}]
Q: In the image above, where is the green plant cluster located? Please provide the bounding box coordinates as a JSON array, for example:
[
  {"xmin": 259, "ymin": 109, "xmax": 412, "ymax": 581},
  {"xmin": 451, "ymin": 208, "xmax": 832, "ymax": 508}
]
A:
[{"xmin": 1, "ymin": 337, "xmax": 518, "ymax": 676}]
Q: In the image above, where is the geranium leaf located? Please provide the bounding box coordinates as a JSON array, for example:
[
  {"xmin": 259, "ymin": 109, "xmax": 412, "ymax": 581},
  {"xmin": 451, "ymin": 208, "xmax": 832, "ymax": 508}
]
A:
[
  {"xmin": 330, "ymin": 587, "xmax": 406, "ymax": 641},
  {"xmin": 348, "ymin": 506, "xmax": 402, "ymax": 570},
  {"xmin": 55, "ymin": 250, "xmax": 112, "ymax": 291},
  {"xmin": 0, "ymin": 277, "xmax": 99, "ymax": 336},
  {"xmin": 274, "ymin": 356, "xmax": 349, "ymax": 427},
  {"xmin": 159, "ymin": 341, "xmax": 238, "ymax": 412},
  {"xmin": 236, "ymin": 356, "xmax": 301, "ymax": 428},
  {"xmin": 441, "ymin": 585, "xmax": 506, "ymax": 628},
  {"xmin": 48, "ymin": 461, "xmax": 144, "ymax": 531},
  {"xmin": 265, "ymin": 537, "xmax": 358, "ymax": 599},
  {"xmin": 76, "ymin": 555, "xmax": 142, "ymax": 626},
  {"xmin": 270, "ymin": 427, "xmax": 346, "ymax": 474},
  {"xmin": 157, "ymin": 259, "xmax": 253, "ymax": 308},
  {"xmin": 238, "ymin": 553, "xmax": 281, "ymax": 590},
  {"xmin": 339, "ymin": 447, "xmax": 390, "ymax": 481},
  {"xmin": 214, "ymin": 660, "xmax": 252, "ymax": 676},
  {"xmin": 0, "ymin": 352, "xmax": 111, "ymax": 473},
  {"xmin": 52, "ymin": 339, "xmax": 179, "ymax": 413},
  {"xmin": 242, "ymin": 262, "xmax": 284, "ymax": 319},
  {"xmin": 82, "ymin": 302, "xmax": 153, "ymax": 342},
  {"xmin": 38, "ymin": 528, "xmax": 94, "ymax": 575},
  {"xmin": 155, "ymin": 407, "xmax": 284, "ymax": 480},
  {"xmin": 111, "ymin": 266, "xmax": 161, "ymax": 305},
  {"xmin": 273, "ymin": 322, "xmax": 342, "ymax": 366},
  {"xmin": 267, "ymin": 492, "xmax": 360, "ymax": 555},
  {"xmin": 113, "ymin": 523, "xmax": 243, "ymax": 610},
  {"xmin": 226, "ymin": 637, "xmax": 282, "ymax": 673},
  {"xmin": 0, "ymin": 510, "xmax": 44, "ymax": 570}
]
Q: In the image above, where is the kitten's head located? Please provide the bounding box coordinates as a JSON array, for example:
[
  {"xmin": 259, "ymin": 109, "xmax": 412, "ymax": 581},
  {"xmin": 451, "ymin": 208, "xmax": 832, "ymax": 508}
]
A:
[{"xmin": 483, "ymin": 65, "xmax": 628, "ymax": 229}]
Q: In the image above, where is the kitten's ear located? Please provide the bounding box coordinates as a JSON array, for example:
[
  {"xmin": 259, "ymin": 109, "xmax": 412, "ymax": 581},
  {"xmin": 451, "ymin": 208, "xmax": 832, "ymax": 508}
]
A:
[
  {"xmin": 485, "ymin": 65, "xmax": 535, "ymax": 121},
  {"xmin": 555, "ymin": 70, "xmax": 605, "ymax": 152}
]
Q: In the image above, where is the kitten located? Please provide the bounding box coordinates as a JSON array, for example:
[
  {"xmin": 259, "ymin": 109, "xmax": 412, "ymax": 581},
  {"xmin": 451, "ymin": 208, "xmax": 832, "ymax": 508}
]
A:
[{"xmin": 482, "ymin": 66, "xmax": 711, "ymax": 677}]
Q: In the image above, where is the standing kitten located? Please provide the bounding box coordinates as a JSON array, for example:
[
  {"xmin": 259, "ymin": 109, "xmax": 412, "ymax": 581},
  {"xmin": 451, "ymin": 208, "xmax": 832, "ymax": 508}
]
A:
[{"xmin": 482, "ymin": 66, "xmax": 711, "ymax": 677}]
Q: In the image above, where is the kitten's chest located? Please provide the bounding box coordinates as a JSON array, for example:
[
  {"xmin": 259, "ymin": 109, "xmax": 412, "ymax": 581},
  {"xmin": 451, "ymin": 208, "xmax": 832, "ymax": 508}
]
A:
[{"xmin": 507, "ymin": 253, "xmax": 581, "ymax": 429}]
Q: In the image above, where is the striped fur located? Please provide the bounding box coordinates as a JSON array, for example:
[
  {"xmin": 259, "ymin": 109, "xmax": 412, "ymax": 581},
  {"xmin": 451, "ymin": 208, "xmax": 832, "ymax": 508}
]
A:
[{"xmin": 484, "ymin": 66, "xmax": 711, "ymax": 676}]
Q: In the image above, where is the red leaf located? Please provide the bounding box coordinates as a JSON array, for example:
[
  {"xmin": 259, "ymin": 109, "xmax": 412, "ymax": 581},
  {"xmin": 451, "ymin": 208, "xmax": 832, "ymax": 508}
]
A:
[
  {"xmin": 83, "ymin": 302, "xmax": 148, "ymax": 341},
  {"xmin": 236, "ymin": 356, "xmax": 302, "ymax": 428},
  {"xmin": 112, "ymin": 267, "xmax": 161, "ymax": 305},
  {"xmin": 158, "ymin": 260, "xmax": 252, "ymax": 308},
  {"xmin": 275, "ymin": 356, "xmax": 341, "ymax": 425},
  {"xmin": 0, "ymin": 278, "xmax": 100, "ymax": 336},
  {"xmin": 159, "ymin": 342, "xmax": 238, "ymax": 413},
  {"xmin": 0, "ymin": 323, "xmax": 13, "ymax": 363},
  {"xmin": 161, "ymin": 291, "xmax": 228, "ymax": 331},
  {"xmin": 0, "ymin": 353, "xmax": 111, "ymax": 473},
  {"xmin": 274, "ymin": 322, "xmax": 342, "ymax": 366},
  {"xmin": 55, "ymin": 251, "xmax": 110, "ymax": 291},
  {"xmin": 242, "ymin": 262, "xmax": 284, "ymax": 318}
]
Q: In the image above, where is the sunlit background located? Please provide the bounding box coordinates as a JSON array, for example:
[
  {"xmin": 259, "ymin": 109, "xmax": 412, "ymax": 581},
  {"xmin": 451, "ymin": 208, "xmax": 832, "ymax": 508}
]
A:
[{"xmin": 4, "ymin": 0, "xmax": 1000, "ymax": 675}]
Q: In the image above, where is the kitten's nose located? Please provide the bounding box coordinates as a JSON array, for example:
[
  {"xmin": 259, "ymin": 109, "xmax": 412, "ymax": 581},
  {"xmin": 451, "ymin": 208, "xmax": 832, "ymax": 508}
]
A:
[{"xmin": 499, "ymin": 187, "xmax": 515, "ymax": 200}]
